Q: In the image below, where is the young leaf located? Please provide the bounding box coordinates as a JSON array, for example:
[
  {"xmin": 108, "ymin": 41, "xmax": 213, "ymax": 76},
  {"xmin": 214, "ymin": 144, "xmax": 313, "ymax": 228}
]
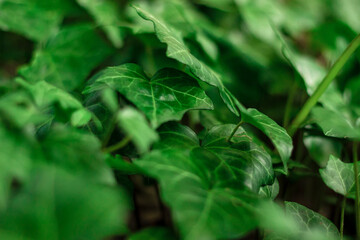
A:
[
  {"xmin": 19, "ymin": 24, "xmax": 113, "ymax": 91},
  {"xmin": 132, "ymin": 5, "xmax": 239, "ymax": 116},
  {"xmin": 117, "ymin": 107, "xmax": 159, "ymax": 153},
  {"xmin": 320, "ymin": 155, "xmax": 358, "ymax": 197},
  {"xmin": 84, "ymin": 64, "xmax": 213, "ymax": 127}
]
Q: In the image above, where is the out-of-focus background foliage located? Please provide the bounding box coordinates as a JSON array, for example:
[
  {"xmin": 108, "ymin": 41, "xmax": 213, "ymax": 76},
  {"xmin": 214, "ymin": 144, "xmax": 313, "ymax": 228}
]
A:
[{"xmin": 1, "ymin": 0, "xmax": 360, "ymax": 239}]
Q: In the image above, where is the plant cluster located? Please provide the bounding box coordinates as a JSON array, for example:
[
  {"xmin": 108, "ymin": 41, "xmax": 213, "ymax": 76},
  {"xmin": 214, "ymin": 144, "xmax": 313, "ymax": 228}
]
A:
[{"xmin": 1, "ymin": 0, "xmax": 360, "ymax": 239}]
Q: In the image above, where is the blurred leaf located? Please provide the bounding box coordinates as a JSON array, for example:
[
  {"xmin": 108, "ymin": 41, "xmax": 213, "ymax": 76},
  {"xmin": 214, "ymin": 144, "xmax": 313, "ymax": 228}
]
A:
[
  {"xmin": 77, "ymin": 0, "xmax": 125, "ymax": 48},
  {"xmin": 117, "ymin": 107, "xmax": 159, "ymax": 153},
  {"xmin": 128, "ymin": 227, "xmax": 176, "ymax": 240},
  {"xmin": 303, "ymin": 134, "xmax": 342, "ymax": 167},
  {"xmin": 19, "ymin": 24, "xmax": 113, "ymax": 91},
  {"xmin": 0, "ymin": 0, "xmax": 77, "ymax": 41},
  {"xmin": 84, "ymin": 64, "xmax": 213, "ymax": 127},
  {"xmin": 0, "ymin": 166, "xmax": 130, "ymax": 240}
]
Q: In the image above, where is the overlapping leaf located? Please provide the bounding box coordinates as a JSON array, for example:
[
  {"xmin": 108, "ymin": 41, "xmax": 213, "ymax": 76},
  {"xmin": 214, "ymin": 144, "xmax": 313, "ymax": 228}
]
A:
[
  {"xmin": 132, "ymin": 5, "xmax": 238, "ymax": 115},
  {"xmin": 136, "ymin": 122, "xmax": 275, "ymax": 239},
  {"xmin": 84, "ymin": 64, "xmax": 213, "ymax": 127}
]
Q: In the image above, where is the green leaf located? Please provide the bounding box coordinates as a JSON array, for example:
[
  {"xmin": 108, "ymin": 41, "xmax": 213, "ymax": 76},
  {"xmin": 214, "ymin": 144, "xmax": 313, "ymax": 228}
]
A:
[
  {"xmin": 132, "ymin": 5, "xmax": 239, "ymax": 116},
  {"xmin": 17, "ymin": 78, "xmax": 92, "ymax": 127},
  {"xmin": 19, "ymin": 24, "xmax": 113, "ymax": 91},
  {"xmin": 0, "ymin": 123, "xmax": 41, "ymax": 209},
  {"xmin": 240, "ymin": 107, "xmax": 293, "ymax": 174},
  {"xmin": 284, "ymin": 202, "xmax": 340, "ymax": 239},
  {"xmin": 41, "ymin": 124, "xmax": 114, "ymax": 184},
  {"xmin": 77, "ymin": 0, "xmax": 125, "ymax": 47},
  {"xmin": 312, "ymin": 106, "xmax": 360, "ymax": 139},
  {"xmin": 303, "ymin": 135, "xmax": 342, "ymax": 167},
  {"xmin": 136, "ymin": 123, "xmax": 274, "ymax": 239},
  {"xmin": 129, "ymin": 227, "xmax": 176, "ymax": 240},
  {"xmin": 0, "ymin": 166, "xmax": 130, "ymax": 240},
  {"xmin": 84, "ymin": 64, "xmax": 213, "ymax": 127},
  {"xmin": 259, "ymin": 179, "xmax": 279, "ymax": 200},
  {"xmin": 320, "ymin": 155, "xmax": 358, "ymax": 197},
  {"xmin": 117, "ymin": 107, "xmax": 159, "ymax": 153},
  {"xmin": 0, "ymin": 0, "xmax": 77, "ymax": 41},
  {"xmin": 260, "ymin": 201, "xmax": 340, "ymax": 240}
]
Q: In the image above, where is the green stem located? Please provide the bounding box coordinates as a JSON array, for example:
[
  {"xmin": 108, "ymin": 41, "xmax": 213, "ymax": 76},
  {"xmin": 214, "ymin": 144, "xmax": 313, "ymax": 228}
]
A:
[
  {"xmin": 103, "ymin": 136, "xmax": 131, "ymax": 154},
  {"xmin": 227, "ymin": 121, "xmax": 243, "ymax": 142},
  {"xmin": 340, "ymin": 196, "xmax": 346, "ymax": 240},
  {"xmin": 288, "ymin": 34, "xmax": 360, "ymax": 136},
  {"xmin": 353, "ymin": 141, "xmax": 360, "ymax": 239}
]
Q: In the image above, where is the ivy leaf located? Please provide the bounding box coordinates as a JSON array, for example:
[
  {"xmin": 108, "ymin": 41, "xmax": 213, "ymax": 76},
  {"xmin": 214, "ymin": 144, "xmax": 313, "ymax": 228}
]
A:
[
  {"xmin": 19, "ymin": 24, "xmax": 113, "ymax": 91},
  {"xmin": 84, "ymin": 64, "xmax": 213, "ymax": 127},
  {"xmin": 284, "ymin": 202, "xmax": 340, "ymax": 239},
  {"xmin": 260, "ymin": 201, "xmax": 340, "ymax": 240},
  {"xmin": 303, "ymin": 135, "xmax": 342, "ymax": 167},
  {"xmin": 0, "ymin": 0, "xmax": 77, "ymax": 41},
  {"xmin": 237, "ymin": 105, "xmax": 293, "ymax": 174},
  {"xmin": 132, "ymin": 5, "xmax": 239, "ymax": 116},
  {"xmin": 17, "ymin": 78, "xmax": 92, "ymax": 127},
  {"xmin": 312, "ymin": 106, "xmax": 360, "ymax": 139},
  {"xmin": 136, "ymin": 123, "xmax": 274, "ymax": 239},
  {"xmin": 320, "ymin": 155, "xmax": 358, "ymax": 197},
  {"xmin": 117, "ymin": 107, "xmax": 159, "ymax": 153},
  {"xmin": 77, "ymin": 0, "xmax": 125, "ymax": 48},
  {"xmin": 0, "ymin": 166, "xmax": 130, "ymax": 240}
]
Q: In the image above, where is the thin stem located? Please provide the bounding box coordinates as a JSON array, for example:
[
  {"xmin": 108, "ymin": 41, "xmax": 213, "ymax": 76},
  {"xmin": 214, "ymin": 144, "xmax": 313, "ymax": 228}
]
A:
[
  {"xmin": 103, "ymin": 136, "xmax": 131, "ymax": 154},
  {"xmin": 353, "ymin": 141, "xmax": 360, "ymax": 239},
  {"xmin": 227, "ymin": 121, "xmax": 243, "ymax": 142},
  {"xmin": 288, "ymin": 34, "xmax": 360, "ymax": 136},
  {"xmin": 340, "ymin": 196, "xmax": 346, "ymax": 240}
]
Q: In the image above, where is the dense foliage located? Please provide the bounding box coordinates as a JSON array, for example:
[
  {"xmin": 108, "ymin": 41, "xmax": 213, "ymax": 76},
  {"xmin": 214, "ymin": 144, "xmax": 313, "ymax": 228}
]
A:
[{"xmin": 1, "ymin": 0, "xmax": 360, "ymax": 239}]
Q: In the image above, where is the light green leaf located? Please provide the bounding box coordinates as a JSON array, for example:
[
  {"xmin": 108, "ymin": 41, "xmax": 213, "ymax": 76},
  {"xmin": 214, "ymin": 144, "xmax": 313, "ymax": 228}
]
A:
[
  {"xmin": 117, "ymin": 107, "xmax": 159, "ymax": 153},
  {"xmin": 312, "ymin": 106, "xmax": 360, "ymax": 139},
  {"xmin": 136, "ymin": 123, "xmax": 274, "ymax": 239},
  {"xmin": 320, "ymin": 155, "xmax": 358, "ymax": 197},
  {"xmin": 77, "ymin": 0, "xmax": 125, "ymax": 47},
  {"xmin": 19, "ymin": 24, "xmax": 113, "ymax": 91},
  {"xmin": 0, "ymin": 166, "xmax": 130, "ymax": 240},
  {"xmin": 17, "ymin": 78, "xmax": 92, "ymax": 127},
  {"xmin": 84, "ymin": 64, "xmax": 213, "ymax": 127},
  {"xmin": 259, "ymin": 179, "xmax": 279, "ymax": 200},
  {"xmin": 260, "ymin": 201, "xmax": 340, "ymax": 240},
  {"xmin": 284, "ymin": 202, "xmax": 340, "ymax": 239},
  {"xmin": 132, "ymin": 5, "xmax": 239, "ymax": 116}
]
